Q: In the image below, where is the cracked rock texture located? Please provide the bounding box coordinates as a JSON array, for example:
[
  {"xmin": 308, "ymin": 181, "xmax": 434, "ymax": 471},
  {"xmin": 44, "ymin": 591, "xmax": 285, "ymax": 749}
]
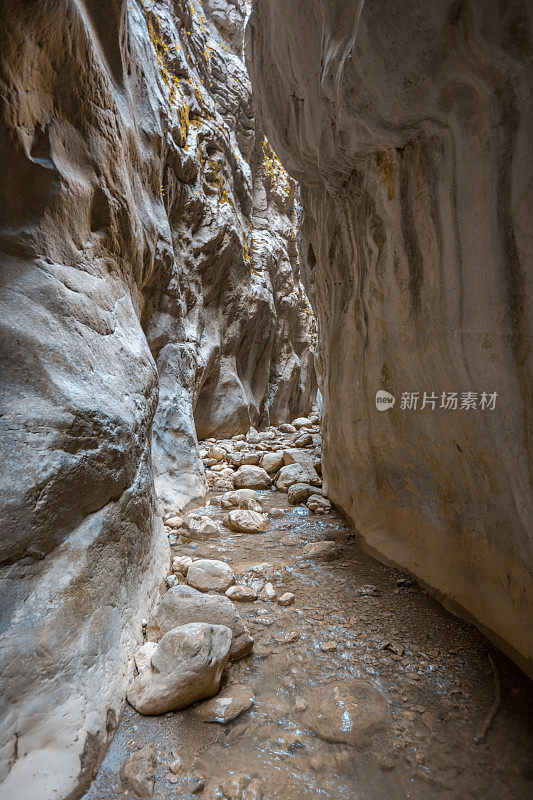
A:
[
  {"xmin": 247, "ymin": 0, "xmax": 532, "ymax": 675},
  {"xmin": 0, "ymin": 0, "xmax": 316, "ymax": 797}
]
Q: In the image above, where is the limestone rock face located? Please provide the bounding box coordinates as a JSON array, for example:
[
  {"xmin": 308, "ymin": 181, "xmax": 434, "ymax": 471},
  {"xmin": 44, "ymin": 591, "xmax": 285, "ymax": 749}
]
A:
[
  {"xmin": 0, "ymin": 0, "xmax": 316, "ymax": 796},
  {"xmin": 247, "ymin": 0, "xmax": 533, "ymax": 674}
]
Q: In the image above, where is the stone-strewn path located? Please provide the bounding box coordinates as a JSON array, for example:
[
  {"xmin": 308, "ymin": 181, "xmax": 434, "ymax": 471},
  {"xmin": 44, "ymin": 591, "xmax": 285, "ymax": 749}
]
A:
[{"xmin": 85, "ymin": 419, "xmax": 533, "ymax": 800}]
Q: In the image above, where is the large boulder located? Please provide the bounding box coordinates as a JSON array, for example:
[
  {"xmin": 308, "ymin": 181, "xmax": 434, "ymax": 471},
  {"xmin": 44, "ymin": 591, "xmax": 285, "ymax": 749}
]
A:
[
  {"xmin": 261, "ymin": 451, "xmax": 285, "ymax": 473},
  {"xmin": 287, "ymin": 483, "xmax": 322, "ymax": 505},
  {"xmin": 186, "ymin": 559, "xmax": 235, "ymax": 593},
  {"xmin": 146, "ymin": 585, "xmax": 253, "ymax": 660},
  {"xmin": 222, "ymin": 510, "xmax": 269, "ymax": 533},
  {"xmin": 126, "ymin": 623, "xmax": 232, "ymax": 715},
  {"xmin": 232, "ymin": 465, "xmax": 271, "ymax": 490},
  {"xmin": 220, "ymin": 489, "xmax": 262, "ymax": 510},
  {"xmin": 276, "ymin": 464, "xmax": 320, "ymax": 492}
]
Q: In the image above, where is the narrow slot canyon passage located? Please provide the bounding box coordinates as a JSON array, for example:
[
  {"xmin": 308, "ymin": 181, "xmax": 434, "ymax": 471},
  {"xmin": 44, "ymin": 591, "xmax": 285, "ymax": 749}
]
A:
[
  {"xmin": 85, "ymin": 423, "xmax": 533, "ymax": 800},
  {"xmin": 0, "ymin": 1, "xmax": 531, "ymax": 800}
]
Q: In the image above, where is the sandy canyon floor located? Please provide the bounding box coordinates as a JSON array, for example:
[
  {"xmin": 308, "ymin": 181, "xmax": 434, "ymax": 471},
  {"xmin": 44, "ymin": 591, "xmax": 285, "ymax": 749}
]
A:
[{"xmin": 85, "ymin": 425, "xmax": 533, "ymax": 800}]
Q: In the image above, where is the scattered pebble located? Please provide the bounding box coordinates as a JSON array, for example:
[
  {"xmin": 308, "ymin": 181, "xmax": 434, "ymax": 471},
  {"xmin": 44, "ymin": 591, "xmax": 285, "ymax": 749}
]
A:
[{"xmin": 277, "ymin": 592, "xmax": 295, "ymax": 606}]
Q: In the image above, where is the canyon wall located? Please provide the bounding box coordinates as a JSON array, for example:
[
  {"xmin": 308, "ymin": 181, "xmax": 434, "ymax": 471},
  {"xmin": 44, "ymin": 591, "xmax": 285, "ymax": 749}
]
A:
[
  {"xmin": 0, "ymin": 0, "xmax": 315, "ymax": 797},
  {"xmin": 247, "ymin": 0, "xmax": 532, "ymax": 675}
]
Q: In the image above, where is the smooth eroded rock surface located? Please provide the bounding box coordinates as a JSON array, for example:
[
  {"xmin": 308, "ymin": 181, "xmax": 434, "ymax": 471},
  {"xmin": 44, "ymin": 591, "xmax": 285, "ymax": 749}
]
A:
[
  {"xmin": 0, "ymin": 0, "xmax": 317, "ymax": 794},
  {"xmin": 247, "ymin": 0, "xmax": 533, "ymax": 675}
]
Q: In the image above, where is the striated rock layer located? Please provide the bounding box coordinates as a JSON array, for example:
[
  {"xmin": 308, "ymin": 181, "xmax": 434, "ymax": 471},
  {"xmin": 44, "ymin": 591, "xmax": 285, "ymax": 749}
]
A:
[
  {"xmin": 0, "ymin": 0, "xmax": 315, "ymax": 797},
  {"xmin": 247, "ymin": 0, "xmax": 532, "ymax": 675}
]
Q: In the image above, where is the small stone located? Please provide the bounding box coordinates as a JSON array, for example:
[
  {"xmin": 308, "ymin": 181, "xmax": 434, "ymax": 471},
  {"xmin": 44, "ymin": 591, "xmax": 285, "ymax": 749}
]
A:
[
  {"xmin": 187, "ymin": 775, "xmax": 205, "ymax": 794},
  {"xmin": 242, "ymin": 452, "xmax": 260, "ymax": 465},
  {"xmin": 223, "ymin": 509, "xmax": 269, "ymax": 533},
  {"xmin": 376, "ymin": 754, "xmax": 395, "ymax": 771},
  {"xmin": 294, "ymin": 433, "xmax": 313, "ymax": 447},
  {"xmin": 208, "ymin": 445, "xmax": 227, "ymax": 461},
  {"xmin": 193, "ymin": 684, "xmax": 254, "ymax": 723},
  {"xmin": 187, "ymin": 559, "xmax": 235, "ymax": 593},
  {"xmin": 220, "ymin": 488, "xmax": 261, "ymax": 510},
  {"xmin": 276, "ymin": 631, "xmax": 301, "ymax": 644},
  {"xmin": 269, "ymin": 507, "xmax": 285, "ymax": 518},
  {"xmin": 302, "ymin": 541, "xmax": 338, "ymax": 559},
  {"xmin": 206, "ymin": 472, "xmax": 234, "ymax": 491},
  {"xmin": 168, "ymin": 755, "xmax": 182, "ymax": 775},
  {"xmin": 225, "ymin": 585, "xmax": 257, "ymax": 601},
  {"xmin": 321, "ymin": 640, "xmax": 338, "ymax": 652},
  {"xmin": 292, "ymin": 417, "xmax": 311, "ymax": 428},
  {"xmin": 135, "ymin": 641, "xmax": 157, "ymax": 673},
  {"xmin": 247, "ymin": 426, "xmax": 261, "ymax": 443},
  {"xmin": 242, "ymin": 778, "xmax": 263, "ymax": 800},
  {"xmin": 307, "ymin": 494, "xmax": 331, "ymax": 513},
  {"xmin": 164, "ymin": 515, "xmax": 183, "ymax": 530},
  {"xmin": 294, "ymin": 698, "xmax": 308, "ymax": 711},
  {"xmin": 357, "ymin": 584, "xmax": 381, "ymax": 597},
  {"xmin": 183, "ymin": 515, "xmax": 218, "ymax": 538},
  {"xmin": 277, "ymin": 592, "xmax": 295, "ymax": 606},
  {"xmin": 172, "ymin": 555, "xmax": 193, "ymax": 576},
  {"xmin": 259, "ymin": 582, "xmax": 277, "ymax": 601},
  {"xmin": 119, "ymin": 745, "xmax": 157, "ymax": 798},
  {"xmin": 396, "ymin": 577, "xmax": 415, "ymax": 588},
  {"xmin": 278, "ymin": 423, "xmax": 297, "ymax": 433},
  {"xmin": 166, "ymin": 574, "xmax": 178, "ymax": 588},
  {"xmin": 380, "ymin": 641, "xmax": 405, "ymax": 656}
]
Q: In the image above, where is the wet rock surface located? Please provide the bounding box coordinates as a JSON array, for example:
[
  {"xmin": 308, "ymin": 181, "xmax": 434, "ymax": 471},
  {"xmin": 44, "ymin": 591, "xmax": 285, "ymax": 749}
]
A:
[{"xmin": 85, "ymin": 423, "xmax": 533, "ymax": 800}]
